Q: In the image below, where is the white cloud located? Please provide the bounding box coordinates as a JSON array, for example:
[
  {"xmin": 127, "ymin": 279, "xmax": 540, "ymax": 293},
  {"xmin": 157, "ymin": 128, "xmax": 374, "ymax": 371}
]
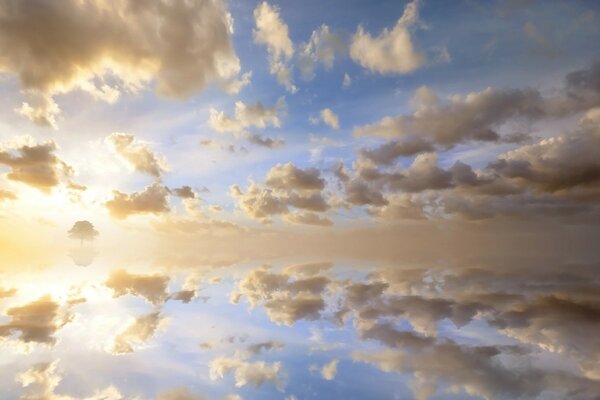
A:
[
  {"xmin": 350, "ymin": 0, "xmax": 425, "ymax": 74},
  {"xmin": 1, "ymin": 0, "xmax": 246, "ymax": 127},
  {"xmin": 320, "ymin": 108, "xmax": 340, "ymax": 130},
  {"xmin": 298, "ymin": 25, "xmax": 345, "ymax": 80},
  {"xmin": 253, "ymin": 2, "xmax": 297, "ymax": 93}
]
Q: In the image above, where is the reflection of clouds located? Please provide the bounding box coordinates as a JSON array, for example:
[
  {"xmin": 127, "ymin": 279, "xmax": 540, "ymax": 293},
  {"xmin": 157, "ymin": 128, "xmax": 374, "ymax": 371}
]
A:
[
  {"xmin": 352, "ymin": 342, "xmax": 600, "ymax": 400},
  {"xmin": 226, "ymin": 260, "xmax": 600, "ymax": 398},
  {"xmin": 109, "ymin": 311, "xmax": 166, "ymax": 355},
  {"xmin": 16, "ymin": 359, "xmax": 125, "ymax": 400},
  {"xmin": 1, "ymin": 258, "xmax": 598, "ymax": 399},
  {"xmin": 209, "ymin": 355, "xmax": 287, "ymax": 390},
  {"xmin": 105, "ymin": 269, "xmax": 169, "ymax": 306},
  {"xmin": 0, "ymin": 295, "xmax": 77, "ymax": 347},
  {"xmin": 169, "ymin": 273, "xmax": 202, "ymax": 304},
  {"xmin": 230, "ymin": 265, "xmax": 332, "ymax": 326}
]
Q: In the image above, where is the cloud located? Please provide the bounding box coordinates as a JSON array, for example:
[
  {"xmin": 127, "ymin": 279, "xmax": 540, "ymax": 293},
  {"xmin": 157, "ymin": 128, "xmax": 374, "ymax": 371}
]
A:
[
  {"xmin": 489, "ymin": 295, "xmax": 600, "ymax": 380},
  {"xmin": 245, "ymin": 340, "xmax": 285, "ymax": 356},
  {"xmin": 523, "ymin": 21, "xmax": 559, "ymax": 58},
  {"xmin": 283, "ymin": 262, "xmax": 333, "ymax": 277},
  {"xmin": 253, "ymin": 2, "xmax": 296, "ymax": 93},
  {"xmin": 319, "ymin": 108, "xmax": 340, "ymax": 130},
  {"xmin": 360, "ymin": 138, "xmax": 435, "ymax": 165},
  {"xmin": 169, "ymin": 273, "xmax": 202, "ymax": 304},
  {"xmin": 171, "ymin": 186, "xmax": 197, "ymax": 199},
  {"xmin": 342, "ymin": 73, "xmax": 352, "ymax": 88},
  {"xmin": 265, "ymin": 163, "xmax": 325, "ymax": 191},
  {"xmin": 0, "ymin": 137, "xmax": 76, "ymax": 193},
  {"xmin": 490, "ymin": 108, "xmax": 600, "ymax": 193},
  {"xmin": 0, "ymin": 295, "xmax": 74, "ymax": 346},
  {"xmin": 110, "ymin": 311, "xmax": 166, "ymax": 354},
  {"xmin": 222, "ymin": 256, "xmax": 600, "ymax": 398},
  {"xmin": 283, "ymin": 211, "xmax": 333, "ymax": 226},
  {"xmin": 105, "ymin": 269, "xmax": 169, "ymax": 305},
  {"xmin": 350, "ymin": 0, "xmax": 425, "ymax": 74},
  {"xmin": 209, "ymin": 99, "xmax": 285, "ymax": 147},
  {"xmin": 298, "ymin": 25, "xmax": 345, "ymax": 80},
  {"xmin": 352, "ymin": 326, "xmax": 600, "ymax": 400},
  {"xmin": 354, "ymin": 86, "xmax": 544, "ymax": 147},
  {"xmin": 320, "ymin": 359, "xmax": 339, "ymax": 380},
  {"xmin": 231, "ymin": 265, "xmax": 331, "ymax": 325},
  {"xmin": 264, "ymin": 293, "xmax": 325, "ymax": 325},
  {"xmin": 231, "ymin": 163, "xmax": 332, "ymax": 225},
  {"xmin": 16, "ymin": 360, "xmax": 126, "ymax": 400},
  {"xmin": 0, "ymin": 286, "xmax": 17, "ymax": 298},
  {"xmin": 15, "ymin": 92, "xmax": 61, "ymax": 129},
  {"xmin": 107, "ymin": 133, "xmax": 168, "ymax": 178},
  {"xmin": 105, "ymin": 183, "xmax": 170, "ymax": 219},
  {"xmin": 354, "ymin": 61, "xmax": 600, "ymax": 161},
  {"xmin": 339, "ymin": 97, "xmax": 600, "ymax": 222},
  {"xmin": 0, "ymin": 0, "xmax": 245, "ymax": 126},
  {"xmin": 0, "ymin": 189, "xmax": 16, "ymax": 202},
  {"xmin": 209, "ymin": 355, "xmax": 287, "ymax": 390},
  {"xmin": 344, "ymin": 266, "xmax": 599, "ymax": 394},
  {"xmin": 157, "ymin": 388, "xmax": 207, "ymax": 400}
]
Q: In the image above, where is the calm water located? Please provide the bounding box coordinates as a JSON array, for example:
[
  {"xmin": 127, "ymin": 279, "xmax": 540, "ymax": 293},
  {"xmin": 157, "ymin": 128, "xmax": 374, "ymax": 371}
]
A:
[{"xmin": 1, "ymin": 247, "xmax": 599, "ymax": 400}]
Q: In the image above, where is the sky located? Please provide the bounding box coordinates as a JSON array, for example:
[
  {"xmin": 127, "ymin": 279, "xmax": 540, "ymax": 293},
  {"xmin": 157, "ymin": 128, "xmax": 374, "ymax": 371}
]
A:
[{"xmin": 0, "ymin": 0, "xmax": 600, "ymax": 399}]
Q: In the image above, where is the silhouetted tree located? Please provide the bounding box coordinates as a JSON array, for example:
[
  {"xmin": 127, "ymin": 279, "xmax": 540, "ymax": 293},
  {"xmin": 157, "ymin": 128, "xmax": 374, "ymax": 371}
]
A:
[{"xmin": 68, "ymin": 220, "xmax": 98, "ymax": 246}]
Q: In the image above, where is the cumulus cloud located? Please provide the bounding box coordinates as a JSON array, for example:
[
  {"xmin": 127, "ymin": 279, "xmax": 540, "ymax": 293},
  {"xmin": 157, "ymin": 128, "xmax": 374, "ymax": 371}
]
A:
[
  {"xmin": 105, "ymin": 183, "xmax": 170, "ymax": 219},
  {"xmin": 0, "ymin": 137, "xmax": 77, "ymax": 193},
  {"xmin": 0, "ymin": 0, "xmax": 246, "ymax": 126},
  {"xmin": 171, "ymin": 186, "xmax": 197, "ymax": 200},
  {"xmin": 107, "ymin": 133, "xmax": 168, "ymax": 178},
  {"xmin": 354, "ymin": 61, "xmax": 600, "ymax": 163},
  {"xmin": 354, "ymin": 86, "xmax": 544, "ymax": 147},
  {"xmin": 110, "ymin": 311, "xmax": 166, "ymax": 354},
  {"xmin": 490, "ymin": 108, "xmax": 600, "ymax": 193},
  {"xmin": 169, "ymin": 273, "xmax": 202, "ymax": 304},
  {"xmin": 319, "ymin": 108, "xmax": 340, "ymax": 130},
  {"xmin": 265, "ymin": 163, "xmax": 325, "ymax": 191},
  {"xmin": 245, "ymin": 340, "xmax": 285, "ymax": 356},
  {"xmin": 105, "ymin": 269, "xmax": 169, "ymax": 305},
  {"xmin": 209, "ymin": 99, "xmax": 285, "ymax": 148},
  {"xmin": 320, "ymin": 359, "xmax": 339, "ymax": 380},
  {"xmin": 341, "ymin": 98, "xmax": 600, "ymax": 222},
  {"xmin": 231, "ymin": 163, "xmax": 332, "ymax": 225},
  {"xmin": 15, "ymin": 92, "xmax": 61, "ymax": 129},
  {"xmin": 350, "ymin": 0, "xmax": 426, "ymax": 74},
  {"xmin": 298, "ymin": 25, "xmax": 345, "ymax": 80},
  {"xmin": 360, "ymin": 138, "xmax": 435, "ymax": 165},
  {"xmin": 253, "ymin": 2, "xmax": 296, "ymax": 93}
]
